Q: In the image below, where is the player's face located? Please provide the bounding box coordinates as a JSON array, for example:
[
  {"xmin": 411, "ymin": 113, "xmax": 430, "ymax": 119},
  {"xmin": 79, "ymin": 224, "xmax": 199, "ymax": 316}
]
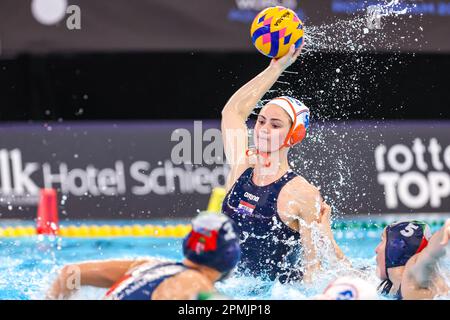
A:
[
  {"xmin": 375, "ymin": 229, "xmax": 388, "ymax": 280},
  {"xmin": 254, "ymin": 104, "xmax": 291, "ymax": 153}
]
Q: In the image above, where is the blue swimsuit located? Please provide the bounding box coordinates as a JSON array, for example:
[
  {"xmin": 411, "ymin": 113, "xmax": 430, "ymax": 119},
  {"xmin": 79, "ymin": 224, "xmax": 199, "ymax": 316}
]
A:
[
  {"xmin": 104, "ymin": 262, "xmax": 189, "ymax": 300},
  {"xmin": 222, "ymin": 167, "xmax": 303, "ymax": 283}
]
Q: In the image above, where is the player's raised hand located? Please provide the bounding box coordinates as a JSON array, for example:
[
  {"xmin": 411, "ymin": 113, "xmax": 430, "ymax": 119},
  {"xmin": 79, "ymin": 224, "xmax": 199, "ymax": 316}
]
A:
[{"xmin": 270, "ymin": 41, "xmax": 305, "ymax": 71}]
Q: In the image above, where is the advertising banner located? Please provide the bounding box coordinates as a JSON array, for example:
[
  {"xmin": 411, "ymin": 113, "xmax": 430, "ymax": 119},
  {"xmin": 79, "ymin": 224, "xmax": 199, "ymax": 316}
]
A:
[{"xmin": 0, "ymin": 120, "xmax": 449, "ymax": 220}]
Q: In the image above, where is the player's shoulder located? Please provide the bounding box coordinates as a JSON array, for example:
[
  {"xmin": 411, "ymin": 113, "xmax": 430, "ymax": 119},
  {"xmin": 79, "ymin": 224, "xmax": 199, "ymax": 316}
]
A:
[
  {"xmin": 153, "ymin": 268, "xmax": 213, "ymax": 300},
  {"xmin": 403, "ymin": 253, "xmax": 421, "ymax": 281},
  {"xmin": 402, "ymin": 253, "xmax": 429, "ymax": 292},
  {"xmin": 285, "ymin": 174, "xmax": 320, "ymax": 196},
  {"xmin": 177, "ymin": 269, "xmax": 212, "ymax": 285},
  {"xmin": 170, "ymin": 269, "xmax": 214, "ymax": 292},
  {"xmin": 401, "ymin": 254, "xmax": 436, "ymax": 299}
]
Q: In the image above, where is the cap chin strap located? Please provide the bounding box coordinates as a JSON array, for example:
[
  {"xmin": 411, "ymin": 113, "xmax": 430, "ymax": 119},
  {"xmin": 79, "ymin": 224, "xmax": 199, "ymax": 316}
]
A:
[
  {"xmin": 278, "ymin": 97, "xmax": 299, "ymax": 148},
  {"xmin": 245, "ymin": 148, "xmax": 272, "ymax": 167},
  {"xmin": 378, "ymin": 278, "xmax": 393, "ymax": 296},
  {"xmin": 380, "ymin": 226, "xmax": 397, "ymax": 296},
  {"xmin": 218, "ymin": 269, "xmax": 233, "ymax": 282}
]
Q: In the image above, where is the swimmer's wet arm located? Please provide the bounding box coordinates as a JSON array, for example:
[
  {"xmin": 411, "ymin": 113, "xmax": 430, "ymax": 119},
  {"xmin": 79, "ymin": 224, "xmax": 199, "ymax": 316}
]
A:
[
  {"xmin": 221, "ymin": 57, "xmax": 285, "ymax": 172},
  {"xmin": 221, "ymin": 63, "xmax": 284, "ymax": 121},
  {"xmin": 319, "ymin": 201, "xmax": 349, "ymax": 263},
  {"xmin": 295, "ymin": 187, "xmax": 324, "ymax": 281},
  {"xmin": 46, "ymin": 259, "xmax": 150, "ymax": 299},
  {"xmin": 299, "ymin": 224, "xmax": 320, "ymax": 283},
  {"xmin": 407, "ymin": 219, "xmax": 450, "ymax": 287},
  {"xmin": 78, "ymin": 259, "xmax": 150, "ymax": 287},
  {"xmin": 221, "ymin": 44, "xmax": 302, "ymax": 122}
]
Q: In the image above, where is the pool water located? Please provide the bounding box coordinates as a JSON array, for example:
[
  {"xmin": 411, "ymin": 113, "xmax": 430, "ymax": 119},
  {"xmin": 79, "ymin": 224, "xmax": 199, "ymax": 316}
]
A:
[{"xmin": 0, "ymin": 218, "xmax": 449, "ymax": 300}]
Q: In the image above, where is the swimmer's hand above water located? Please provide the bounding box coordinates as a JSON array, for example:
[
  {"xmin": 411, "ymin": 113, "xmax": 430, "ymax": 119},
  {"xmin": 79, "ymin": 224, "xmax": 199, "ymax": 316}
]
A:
[
  {"xmin": 403, "ymin": 219, "xmax": 450, "ymax": 294},
  {"xmin": 270, "ymin": 42, "xmax": 305, "ymax": 72},
  {"xmin": 411, "ymin": 219, "xmax": 450, "ymax": 273},
  {"xmin": 46, "ymin": 265, "xmax": 77, "ymax": 300}
]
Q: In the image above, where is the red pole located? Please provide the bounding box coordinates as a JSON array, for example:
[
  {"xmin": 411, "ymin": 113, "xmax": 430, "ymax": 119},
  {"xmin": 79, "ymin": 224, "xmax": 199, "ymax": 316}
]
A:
[{"xmin": 36, "ymin": 188, "xmax": 59, "ymax": 235}]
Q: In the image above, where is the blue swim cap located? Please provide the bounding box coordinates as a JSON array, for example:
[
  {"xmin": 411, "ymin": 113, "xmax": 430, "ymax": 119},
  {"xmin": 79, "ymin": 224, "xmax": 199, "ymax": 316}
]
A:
[
  {"xmin": 183, "ymin": 213, "xmax": 241, "ymax": 274},
  {"xmin": 385, "ymin": 220, "xmax": 431, "ymax": 270}
]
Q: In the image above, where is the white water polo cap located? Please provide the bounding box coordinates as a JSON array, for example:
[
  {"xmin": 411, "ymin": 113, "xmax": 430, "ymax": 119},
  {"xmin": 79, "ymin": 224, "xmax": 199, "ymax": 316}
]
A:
[
  {"xmin": 322, "ymin": 277, "xmax": 378, "ymax": 300},
  {"xmin": 266, "ymin": 96, "xmax": 310, "ymax": 147}
]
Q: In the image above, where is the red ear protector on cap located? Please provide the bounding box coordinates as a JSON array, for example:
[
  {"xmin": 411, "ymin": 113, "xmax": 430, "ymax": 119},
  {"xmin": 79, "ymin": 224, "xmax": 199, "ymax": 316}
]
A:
[
  {"xmin": 276, "ymin": 97, "xmax": 308, "ymax": 147},
  {"xmin": 284, "ymin": 123, "xmax": 306, "ymax": 147}
]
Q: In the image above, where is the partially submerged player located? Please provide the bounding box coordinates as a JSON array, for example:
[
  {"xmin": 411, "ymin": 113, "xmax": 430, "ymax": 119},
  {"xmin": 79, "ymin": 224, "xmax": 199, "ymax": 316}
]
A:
[
  {"xmin": 376, "ymin": 219, "xmax": 450, "ymax": 299},
  {"xmin": 47, "ymin": 213, "xmax": 241, "ymax": 300}
]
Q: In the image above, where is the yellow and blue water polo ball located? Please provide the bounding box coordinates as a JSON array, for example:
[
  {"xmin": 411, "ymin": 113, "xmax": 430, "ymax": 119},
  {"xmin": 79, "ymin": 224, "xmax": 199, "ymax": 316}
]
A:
[{"xmin": 250, "ymin": 6, "xmax": 304, "ymax": 59}]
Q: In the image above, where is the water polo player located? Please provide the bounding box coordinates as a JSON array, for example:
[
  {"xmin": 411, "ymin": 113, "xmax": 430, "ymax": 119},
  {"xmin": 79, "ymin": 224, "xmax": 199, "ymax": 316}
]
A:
[
  {"xmin": 221, "ymin": 44, "xmax": 346, "ymax": 283},
  {"xmin": 376, "ymin": 219, "xmax": 450, "ymax": 299},
  {"xmin": 47, "ymin": 213, "xmax": 241, "ymax": 300}
]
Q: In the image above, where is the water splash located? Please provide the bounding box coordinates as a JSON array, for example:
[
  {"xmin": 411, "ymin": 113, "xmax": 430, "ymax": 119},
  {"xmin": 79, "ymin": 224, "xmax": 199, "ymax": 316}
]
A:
[
  {"xmin": 304, "ymin": 0, "xmax": 417, "ymax": 53},
  {"xmin": 250, "ymin": 1, "xmax": 426, "ymax": 220}
]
